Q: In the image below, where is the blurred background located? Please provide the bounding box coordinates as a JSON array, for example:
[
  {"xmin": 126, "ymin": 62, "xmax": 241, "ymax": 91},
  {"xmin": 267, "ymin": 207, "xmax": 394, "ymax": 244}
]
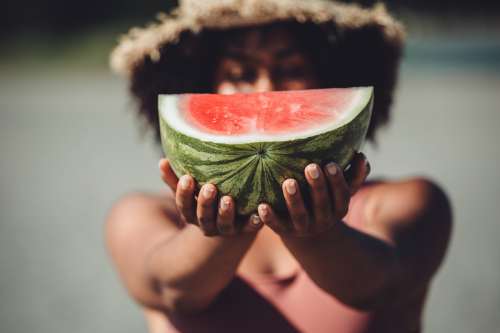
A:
[{"xmin": 1, "ymin": 0, "xmax": 499, "ymax": 332}]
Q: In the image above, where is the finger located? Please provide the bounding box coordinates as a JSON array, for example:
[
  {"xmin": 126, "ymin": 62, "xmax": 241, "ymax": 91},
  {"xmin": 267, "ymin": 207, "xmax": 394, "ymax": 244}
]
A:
[
  {"xmin": 241, "ymin": 214, "xmax": 264, "ymax": 234},
  {"xmin": 350, "ymin": 156, "xmax": 370, "ymax": 195},
  {"xmin": 344, "ymin": 152, "xmax": 370, "ymax": 195},
  {"xmin": 216, "ymin": 196, "xmax": 236, "ymax": 236},
  {"xmin": 197, "ymin": 184, "xmax": 219, "ymax": 236},
  {"xmin": 282, "ymin": 179, "xmax": 309, "ymax": 235},
  {"xmin": 159, "ymin": 159, "xmax": 179, "ymax": 191},
  {"xmin": 324, "ymin": 163, "xmax": 351, "ymax": 220},
  {"xmin": 175, "ymin": 175, "xmax": 197, "ymax": 224},
  {"xmin": 304, "ymin": 164, "xmax": 334, "ymax": 229},
  {"xmin": 258, "ymin": 203, "xmax": 288, "ymax": 233}
]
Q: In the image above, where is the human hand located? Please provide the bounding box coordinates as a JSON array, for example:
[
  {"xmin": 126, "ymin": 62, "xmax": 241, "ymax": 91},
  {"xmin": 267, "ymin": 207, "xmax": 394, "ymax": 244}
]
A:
[
  {"xmin": 256, "ymin": 152, "xmax": 371, "ymax": 238},
  {"xmin": 159, "ymin": 159, "xmax": 263, "ymax": 237}
]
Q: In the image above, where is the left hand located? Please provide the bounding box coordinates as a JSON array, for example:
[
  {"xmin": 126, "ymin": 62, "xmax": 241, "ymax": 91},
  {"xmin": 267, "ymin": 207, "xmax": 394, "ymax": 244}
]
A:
[{"xmin": 257, "ymin": 152, "xmax": 370, "ymax": 238}]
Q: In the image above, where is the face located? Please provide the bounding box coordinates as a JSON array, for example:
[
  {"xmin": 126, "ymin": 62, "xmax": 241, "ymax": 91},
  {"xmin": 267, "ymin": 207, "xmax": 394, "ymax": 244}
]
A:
[{"xmin": 213, "ymin": 26, "xmax": 320, "ymax": 94}]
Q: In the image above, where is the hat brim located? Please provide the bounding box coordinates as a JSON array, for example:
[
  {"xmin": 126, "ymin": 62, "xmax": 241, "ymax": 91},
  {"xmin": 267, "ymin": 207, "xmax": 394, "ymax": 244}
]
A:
[{"xmin": 110, "ymin": 1, "xmax": 405, "ymax": 77}]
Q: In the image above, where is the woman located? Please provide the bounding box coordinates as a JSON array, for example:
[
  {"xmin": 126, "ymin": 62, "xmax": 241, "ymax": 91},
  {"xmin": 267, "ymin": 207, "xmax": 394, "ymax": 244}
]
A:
[{"xmin": 106, "ymin": 1, "xmax": 452, "ymax": 332}]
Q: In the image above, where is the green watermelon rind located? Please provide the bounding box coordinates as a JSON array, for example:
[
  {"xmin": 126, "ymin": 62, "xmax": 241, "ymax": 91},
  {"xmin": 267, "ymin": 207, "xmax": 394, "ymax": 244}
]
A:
[{"xmin": 159, "ymin": 89, "xmax": 373, "ymax": 217}]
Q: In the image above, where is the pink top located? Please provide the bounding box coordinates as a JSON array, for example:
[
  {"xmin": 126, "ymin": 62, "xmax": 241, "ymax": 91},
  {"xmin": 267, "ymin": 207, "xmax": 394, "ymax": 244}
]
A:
[
  {"xmin": 161, "ymin": 268, "xmax": 373, "ymax": 333},
  {"xmin": 155, "ymin": 182, "xmax": 414, "ymax": 333}
]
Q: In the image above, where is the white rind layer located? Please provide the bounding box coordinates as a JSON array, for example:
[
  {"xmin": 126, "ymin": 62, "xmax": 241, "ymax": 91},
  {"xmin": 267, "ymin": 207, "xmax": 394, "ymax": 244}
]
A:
[{"xmin": 159, "ymin": 87, "xmax": 373, "ymax": 144}]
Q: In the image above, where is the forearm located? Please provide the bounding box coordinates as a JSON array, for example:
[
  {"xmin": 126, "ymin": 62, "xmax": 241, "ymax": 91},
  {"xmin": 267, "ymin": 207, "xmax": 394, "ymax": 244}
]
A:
[
  {"xmin": 281, "ymin": 221, "xmax": 397, "ymax": 309},
  {"xmin": 146, "ymin": 224, "xmax": 257, "ymax": 311}
]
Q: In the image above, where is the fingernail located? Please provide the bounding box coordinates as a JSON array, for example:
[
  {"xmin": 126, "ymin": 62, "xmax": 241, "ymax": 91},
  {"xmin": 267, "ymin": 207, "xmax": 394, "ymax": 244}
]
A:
[
  {"xmin": 307, "ymin": 164, "xmax": 320, "ymax": 180},
  {"xmin": 221, "ymin": 197, "xmax": 230, "ymax": 210},
  {"xmin": 258, "ymin": 204, "xmax": 269, "ymax": 218},
  {"xmin": 285, "ymin": 180, "xmax": 297, "ymax": 195},
  {"xmin": 179, "ymin": 176, "xmax": 190, "ymax": 190},
  {"xmin": 251, "ymin": 214, "xmax": 262, "ymax": 226},
  {"xmin": 203, "ymin": 185, "xmax": 215, "ymax": 199},
  {"xmin": 326, "ymin": 163, "xmax": 338, "ymax": 176}
]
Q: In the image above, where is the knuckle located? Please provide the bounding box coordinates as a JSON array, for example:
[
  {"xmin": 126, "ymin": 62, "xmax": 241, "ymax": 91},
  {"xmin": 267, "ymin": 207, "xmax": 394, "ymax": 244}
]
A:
[
  {"xmin": 293, "ymin": 211, "xmax": 309, "ymax": 225},
  {"xmin": 314, "ymin": 210, "xmax": 329, "ymax": 223}
]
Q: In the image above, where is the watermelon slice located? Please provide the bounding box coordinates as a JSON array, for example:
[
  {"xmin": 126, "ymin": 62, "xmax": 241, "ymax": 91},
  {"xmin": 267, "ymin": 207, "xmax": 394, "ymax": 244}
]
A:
[{"xmin": 159, "ymin": 87, "xmax": 373, "ymax": 216}]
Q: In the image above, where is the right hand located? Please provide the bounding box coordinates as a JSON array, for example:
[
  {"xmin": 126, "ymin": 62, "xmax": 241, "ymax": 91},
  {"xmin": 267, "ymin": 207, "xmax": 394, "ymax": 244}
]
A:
[{"xmin": 159, "ymin": 158, "xmax": 263, "ymax": 237}]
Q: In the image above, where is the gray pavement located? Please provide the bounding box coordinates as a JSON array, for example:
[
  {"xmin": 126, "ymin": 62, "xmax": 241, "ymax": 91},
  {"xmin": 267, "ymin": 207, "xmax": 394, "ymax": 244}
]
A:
[{"xmin": 1, "ymin": 44, "xmax": 499, "ymax": 332}]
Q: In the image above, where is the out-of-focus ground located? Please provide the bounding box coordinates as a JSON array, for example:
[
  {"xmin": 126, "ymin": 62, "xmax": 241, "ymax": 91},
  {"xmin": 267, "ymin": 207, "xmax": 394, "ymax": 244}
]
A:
[{"xmin": 1, "ymin": 16, "xmax": 500, "ymax": 333}]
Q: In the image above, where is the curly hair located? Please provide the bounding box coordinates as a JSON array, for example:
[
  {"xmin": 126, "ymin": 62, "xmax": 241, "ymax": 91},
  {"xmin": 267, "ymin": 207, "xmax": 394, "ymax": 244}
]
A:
[{"xmin": 129, "ymin": 20, "xmax": 402, "ymax": 144}]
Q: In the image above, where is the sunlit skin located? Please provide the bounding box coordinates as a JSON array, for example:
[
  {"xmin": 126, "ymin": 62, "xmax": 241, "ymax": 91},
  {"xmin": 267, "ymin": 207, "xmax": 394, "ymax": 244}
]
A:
[{"xmin": 106, "ymin": 26, "xmax": 452, "ymax": 333}]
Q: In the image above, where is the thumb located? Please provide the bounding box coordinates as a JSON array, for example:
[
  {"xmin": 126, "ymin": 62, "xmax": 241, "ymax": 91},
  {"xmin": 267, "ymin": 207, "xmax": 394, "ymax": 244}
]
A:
[{"xmin": 159, "ymin": 158, "xmax": 179, "ymax": 191}]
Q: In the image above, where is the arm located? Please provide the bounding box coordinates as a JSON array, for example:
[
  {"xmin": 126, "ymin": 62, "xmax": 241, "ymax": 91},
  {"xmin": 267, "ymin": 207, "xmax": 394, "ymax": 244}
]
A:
[
  {"xmin": 281, "ymin": 219, "xmax": 397, "ymax": 310},
  {"xmin": 105, "ymin": 160, "xmax": 263, "ymax": 315},
  {"xmin": 146, "ymin": 222, "xmax": 257, "ymax": 313},
  {"xmin": 258, "ymin": 154, "xmax": 452, "ymax": 310}
]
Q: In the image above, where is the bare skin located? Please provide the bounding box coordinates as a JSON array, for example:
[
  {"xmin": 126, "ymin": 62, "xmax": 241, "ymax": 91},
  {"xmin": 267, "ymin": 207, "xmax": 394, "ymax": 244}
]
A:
[{"xmin": 105, "ymin": 26, "xmax": 452, "ymax": 332}]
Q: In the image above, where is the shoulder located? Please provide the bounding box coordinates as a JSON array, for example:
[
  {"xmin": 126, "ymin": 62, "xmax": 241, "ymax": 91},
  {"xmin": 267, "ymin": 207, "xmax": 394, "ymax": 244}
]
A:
[
  {"xmin": 367, "ymin": 178, "xmax": 452, "ymax": 233},
  {"xmin": 108, "ymin": 191, "xmax": 174, "ymax": 213},
  {"xmin": 364, "ymin": 178, "xmax": 452, "ymax": 287},
  {"xmin": 106, "ymin": 191, "xmax": 179, "ymax": 242}
]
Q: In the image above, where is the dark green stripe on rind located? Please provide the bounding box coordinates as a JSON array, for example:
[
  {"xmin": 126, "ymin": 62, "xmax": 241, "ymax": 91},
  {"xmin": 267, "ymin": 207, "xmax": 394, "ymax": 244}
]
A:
[{"xmin": 159, "ymin": 94, "xmax": 373, "ymax": 217}]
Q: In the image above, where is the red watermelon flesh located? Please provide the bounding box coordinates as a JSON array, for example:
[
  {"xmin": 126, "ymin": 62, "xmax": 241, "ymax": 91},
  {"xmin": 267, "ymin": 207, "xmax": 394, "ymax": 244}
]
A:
[
  {"xmin": 180, "ymin": 88, "xmax": 356, "ymax": 136},
  {"xmin": 159, "ymin": 87, "xmax": 373, "ymax": 215}
]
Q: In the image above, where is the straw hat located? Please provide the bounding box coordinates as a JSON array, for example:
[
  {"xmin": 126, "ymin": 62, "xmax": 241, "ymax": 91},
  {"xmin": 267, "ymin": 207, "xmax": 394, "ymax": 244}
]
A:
[
  {"xmin": 111, "ymin": 0, "xmax": 404, "ymax": 76},
  {"xmin": 110, "ymin": 0, "xmax": 405, "ymax": 140}
]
